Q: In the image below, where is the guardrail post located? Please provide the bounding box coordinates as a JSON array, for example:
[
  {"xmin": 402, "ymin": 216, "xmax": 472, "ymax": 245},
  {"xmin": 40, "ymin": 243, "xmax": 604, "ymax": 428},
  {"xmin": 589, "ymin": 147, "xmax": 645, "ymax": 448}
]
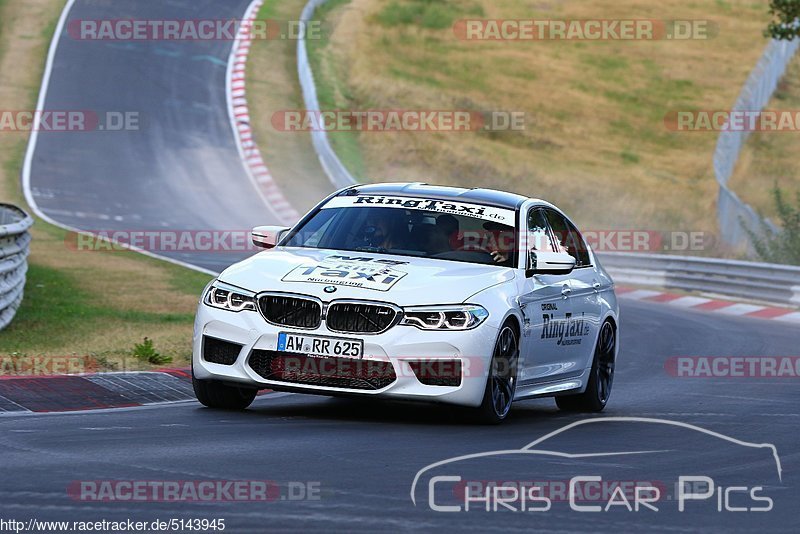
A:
[{"xmin": 791, "ymin": 286, "xmax": 800, "ymax": 307}]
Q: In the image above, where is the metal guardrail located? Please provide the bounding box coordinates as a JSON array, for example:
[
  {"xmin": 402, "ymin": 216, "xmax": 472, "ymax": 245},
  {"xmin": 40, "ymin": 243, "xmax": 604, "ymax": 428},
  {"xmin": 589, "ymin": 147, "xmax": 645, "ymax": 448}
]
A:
[
  {"xmin": 0, "ymin": 204, "xmax": 33, "ymax": 330},
  {"xmin": 600, "ymin": 252, "xmax": 800, "ymax": 307},
  {"xmin": 298, "ymin": 0, "xmax": 358, "ymax": 189},
  {"xmin": 298, "ymin": 2, "xmax": 800, "ymax": 308},
  {"xmin": 714, "ymin": 37, "xmax": 799, "ymax": 249}
]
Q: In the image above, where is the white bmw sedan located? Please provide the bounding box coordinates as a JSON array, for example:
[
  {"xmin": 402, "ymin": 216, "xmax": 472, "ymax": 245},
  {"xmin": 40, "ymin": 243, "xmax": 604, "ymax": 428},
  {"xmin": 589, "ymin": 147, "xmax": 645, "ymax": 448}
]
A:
[{"xmin": 192, "ymin": 183, "xmax": 619, "ymax": 423}]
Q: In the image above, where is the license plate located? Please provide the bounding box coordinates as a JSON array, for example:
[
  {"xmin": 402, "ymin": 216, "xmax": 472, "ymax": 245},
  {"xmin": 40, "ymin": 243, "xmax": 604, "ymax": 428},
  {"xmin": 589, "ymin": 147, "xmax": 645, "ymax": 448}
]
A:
[{"xmin": 277, "ymin": 332, "xmax": 363, "ymax": 359}]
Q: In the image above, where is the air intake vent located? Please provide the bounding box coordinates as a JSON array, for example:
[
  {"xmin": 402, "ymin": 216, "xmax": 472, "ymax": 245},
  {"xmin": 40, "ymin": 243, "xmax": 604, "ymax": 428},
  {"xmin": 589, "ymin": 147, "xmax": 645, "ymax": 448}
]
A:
[
  {"xmin": 408, "ymin": 360, "xmax": 462, "ymax": 387},
  {"xmin": 203, "ymin": 337, "xmax": 243, "ymax": 365},
  {"xmin": 326, "ymin": 302, "xmax": 398, "ymax": 334},
  {"xmin": 258, "ymin": 294, "xmax": 322, "ymax": 329},
  {"xmin": 248, "ymin": 350, "xmax": 396, "ymax": 390}
]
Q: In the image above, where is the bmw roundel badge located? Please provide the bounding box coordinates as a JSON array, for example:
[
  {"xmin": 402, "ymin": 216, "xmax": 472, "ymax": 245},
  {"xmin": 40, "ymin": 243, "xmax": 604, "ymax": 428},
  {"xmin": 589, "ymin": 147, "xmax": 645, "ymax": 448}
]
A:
[{"xmin": 324, "ymin": 286, "xmax": 337, "ymax": 294}]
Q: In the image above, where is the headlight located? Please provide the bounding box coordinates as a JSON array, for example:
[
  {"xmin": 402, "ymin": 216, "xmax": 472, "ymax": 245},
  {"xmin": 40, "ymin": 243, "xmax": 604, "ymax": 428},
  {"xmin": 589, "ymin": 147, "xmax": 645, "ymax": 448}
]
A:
[
  {"xmin": 400, "ymin": 305, "xmax": 488, "ymax": 330},
  {"xmin": 204, "ymin": 281, "xmax": 257, "ymax": 312}
]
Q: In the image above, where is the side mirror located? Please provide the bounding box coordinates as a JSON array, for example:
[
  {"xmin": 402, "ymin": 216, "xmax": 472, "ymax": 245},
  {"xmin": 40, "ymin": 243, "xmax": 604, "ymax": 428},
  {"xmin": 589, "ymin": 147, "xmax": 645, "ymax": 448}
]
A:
[
  {"xmin": 252, "ymin": 225, "xmax": 290, "ymax": 249},
  {"xmin": 526, "ymin": 251, "xmax": 575, "ymax": 277}
]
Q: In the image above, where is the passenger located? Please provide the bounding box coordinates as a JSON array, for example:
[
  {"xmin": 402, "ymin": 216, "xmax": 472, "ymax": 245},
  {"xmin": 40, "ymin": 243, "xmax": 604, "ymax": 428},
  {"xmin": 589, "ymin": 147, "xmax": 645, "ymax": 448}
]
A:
[
  {"xmin": 427, "ymin": 214, "xmax": 461, "ymax": 254},
  {"xmin": 482, "ymin": 221, "xmax": 515, "ymax": 266}
]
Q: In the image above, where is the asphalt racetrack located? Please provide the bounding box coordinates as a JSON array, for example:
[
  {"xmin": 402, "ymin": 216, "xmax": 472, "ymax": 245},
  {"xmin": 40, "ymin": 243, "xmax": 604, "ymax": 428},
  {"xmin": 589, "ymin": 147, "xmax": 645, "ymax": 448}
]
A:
[
  {"xmin": 25, "ymin": 0, "xmax": 275, "ymax": 273},
  {"xmin": 1, "ymin": 300, "xmax": 797, "ymax": 532}
]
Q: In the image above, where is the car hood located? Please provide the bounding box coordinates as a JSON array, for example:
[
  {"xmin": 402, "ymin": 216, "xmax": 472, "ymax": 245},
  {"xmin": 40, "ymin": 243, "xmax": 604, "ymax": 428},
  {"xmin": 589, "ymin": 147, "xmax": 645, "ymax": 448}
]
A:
[{"xmin": 218, "ymin": 247, "xmax": 515, "ymax": 306}]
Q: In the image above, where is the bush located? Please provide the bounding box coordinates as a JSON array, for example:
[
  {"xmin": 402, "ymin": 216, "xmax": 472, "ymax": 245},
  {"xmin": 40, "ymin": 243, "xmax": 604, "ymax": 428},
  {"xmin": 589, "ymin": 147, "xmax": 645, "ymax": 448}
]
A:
[
  {"xmin": 743, "ymin": 185, "xmax": 800, "ymax": 265},
  {"xmin": 765, "ymin": 0, "xmax": 800, "ymax": 40},
  {"xmin": 132, "ymin": 337, "xmax": 173, "ymax": 366}
]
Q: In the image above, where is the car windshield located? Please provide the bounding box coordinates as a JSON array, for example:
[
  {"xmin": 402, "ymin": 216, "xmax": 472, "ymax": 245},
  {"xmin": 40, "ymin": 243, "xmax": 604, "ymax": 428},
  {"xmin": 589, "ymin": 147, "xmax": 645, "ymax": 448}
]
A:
[{"xmin": 283, "ymin": 195, "xmax": 518, "ymax": 267}]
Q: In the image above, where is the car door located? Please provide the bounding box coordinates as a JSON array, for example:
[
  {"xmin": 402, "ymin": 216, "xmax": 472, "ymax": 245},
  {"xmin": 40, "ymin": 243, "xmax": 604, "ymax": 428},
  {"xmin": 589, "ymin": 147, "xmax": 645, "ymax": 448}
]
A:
[
  {"xmin": 517, "ymin": 208, "xmax": 575, "ymax": 385},
  {"xmin": 542, "ymin": 209, "xmax": 601, "ymax": 374}
]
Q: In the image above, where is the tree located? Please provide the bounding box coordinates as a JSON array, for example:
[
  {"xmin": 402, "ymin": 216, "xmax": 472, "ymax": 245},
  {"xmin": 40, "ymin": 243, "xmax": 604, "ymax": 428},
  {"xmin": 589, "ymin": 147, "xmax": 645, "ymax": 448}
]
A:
[
  {"xmin": 765, "ymin": 0, "xmax": 800, "ymax": 40},
  {"xmin": 743, "ymin": 185, "xmax": 800, "ymax": 265}
]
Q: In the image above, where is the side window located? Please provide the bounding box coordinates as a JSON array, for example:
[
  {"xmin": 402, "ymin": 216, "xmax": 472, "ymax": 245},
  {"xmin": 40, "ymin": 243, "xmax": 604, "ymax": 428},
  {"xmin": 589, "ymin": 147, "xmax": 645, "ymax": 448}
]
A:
[
  {"xmin": 285, "ymin": 208, "xmax": 336, "ymax": 248},
  {"xmin": 565, "ymin": 219, "xmax": 591, "ymax": 267},
  {"xmin": 543, "ymin": 209, "xmax": 591, "ymax": 267},
  {"xmin": 527, "ymin": 209, "xmax": 557, "ymax": 253}
]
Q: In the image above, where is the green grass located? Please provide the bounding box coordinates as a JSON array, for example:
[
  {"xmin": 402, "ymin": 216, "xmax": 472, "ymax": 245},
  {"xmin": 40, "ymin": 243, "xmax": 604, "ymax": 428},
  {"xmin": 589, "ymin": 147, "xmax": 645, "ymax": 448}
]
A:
[
  {"xmin": 376, "ymin": 0, "xmax": 484, "ymax": 29},
  {"xmin": 168, "ymin": 266, "xmax": 212, "ymax": 296},
  {"xmin": 620, "ymin": 149, "xmax": 640, "ymax": 164},
  {"xmin": 2, "ymin": 264, "xmax": 200, "ymax": 354},
  {"xmin": 2, "ymin": 137, "xmax": 26, "ymax": 205},
  {"xmin": 0, "ymin": 0, "xmax": 8, "ymax": 64},
  {"xmin": 40, "ymin": 5, "xmax": 58, "ymax": 42},
  {"xmin": 388, "ymin": 66, "xmax": 444, "ymax": 88}
]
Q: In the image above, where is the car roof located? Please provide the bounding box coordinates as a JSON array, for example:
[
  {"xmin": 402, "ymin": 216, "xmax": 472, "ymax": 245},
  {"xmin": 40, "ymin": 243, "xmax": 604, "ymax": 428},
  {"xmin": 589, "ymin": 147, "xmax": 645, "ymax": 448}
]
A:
[{"xmin": 339, "ymin": 182, "xmax": 528, "ymax": 210}]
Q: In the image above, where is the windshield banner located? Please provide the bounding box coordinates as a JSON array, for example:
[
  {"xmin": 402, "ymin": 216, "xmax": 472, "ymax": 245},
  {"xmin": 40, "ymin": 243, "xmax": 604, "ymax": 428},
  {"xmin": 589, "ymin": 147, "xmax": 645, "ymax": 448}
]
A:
[{"xmin": 322, "ymin": 195, "xmax": 516, "ymax": 226}]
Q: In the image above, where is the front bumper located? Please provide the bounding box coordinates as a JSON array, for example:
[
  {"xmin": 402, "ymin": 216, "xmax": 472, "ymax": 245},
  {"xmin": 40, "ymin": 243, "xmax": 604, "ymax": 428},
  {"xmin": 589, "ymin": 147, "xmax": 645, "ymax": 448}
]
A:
[{"xmin": 192, "ymin": 303, "xmax": 498, "ymax": 408}]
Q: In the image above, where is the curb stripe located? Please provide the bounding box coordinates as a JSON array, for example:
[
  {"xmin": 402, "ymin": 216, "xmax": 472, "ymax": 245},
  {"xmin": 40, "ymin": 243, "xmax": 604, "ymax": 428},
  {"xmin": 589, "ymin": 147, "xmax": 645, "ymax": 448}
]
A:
[
  {"xmin": 693, "ymin": 300, "xmax": 738, "ymax": 311},
  {"xmin": 775, "ymin": 311, "xmax": 800, "ymax": 323},
  {"xmin": 715, "ymin": 303, "xmax": 766, "ymax": 316},
  {"xmin": 746, "ymin": 307, "xmax": 795, "ymax": 319},
  {"xmin": 618, "ymin": 285, "xmax": 798, "ymax": 324},
  {"xmin": 645, "ymin": 293, "xmax": 683, "ymax": 303},
  {"xmin": 666, "ymin": 296, "xmax": 713, "ymax": 308},
  {"xmin": 620, "ymin": 289, "xmax": 662, "ymax": 300}
]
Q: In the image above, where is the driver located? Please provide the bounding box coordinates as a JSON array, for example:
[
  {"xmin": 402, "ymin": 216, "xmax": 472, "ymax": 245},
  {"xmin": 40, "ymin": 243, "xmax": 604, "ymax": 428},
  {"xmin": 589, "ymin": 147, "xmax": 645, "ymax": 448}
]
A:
[{"xmin": 361, "ymin": 208, "xmax": 409, "ymax": 250}]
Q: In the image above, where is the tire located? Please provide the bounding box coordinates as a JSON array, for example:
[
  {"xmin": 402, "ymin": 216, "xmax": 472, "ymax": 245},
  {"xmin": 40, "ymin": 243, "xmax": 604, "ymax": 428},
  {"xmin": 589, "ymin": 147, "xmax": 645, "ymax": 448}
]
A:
[
  {"xmin": 556, "ymin": 320, "xmax": 616, "ymax": 412},
  {"xmin": 192, "ymin": 369, "xmax": 258, "ymax": 410},
  {"xmin": 473, "ymin": 323, "xmax": 519, "ymax": 424}
]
